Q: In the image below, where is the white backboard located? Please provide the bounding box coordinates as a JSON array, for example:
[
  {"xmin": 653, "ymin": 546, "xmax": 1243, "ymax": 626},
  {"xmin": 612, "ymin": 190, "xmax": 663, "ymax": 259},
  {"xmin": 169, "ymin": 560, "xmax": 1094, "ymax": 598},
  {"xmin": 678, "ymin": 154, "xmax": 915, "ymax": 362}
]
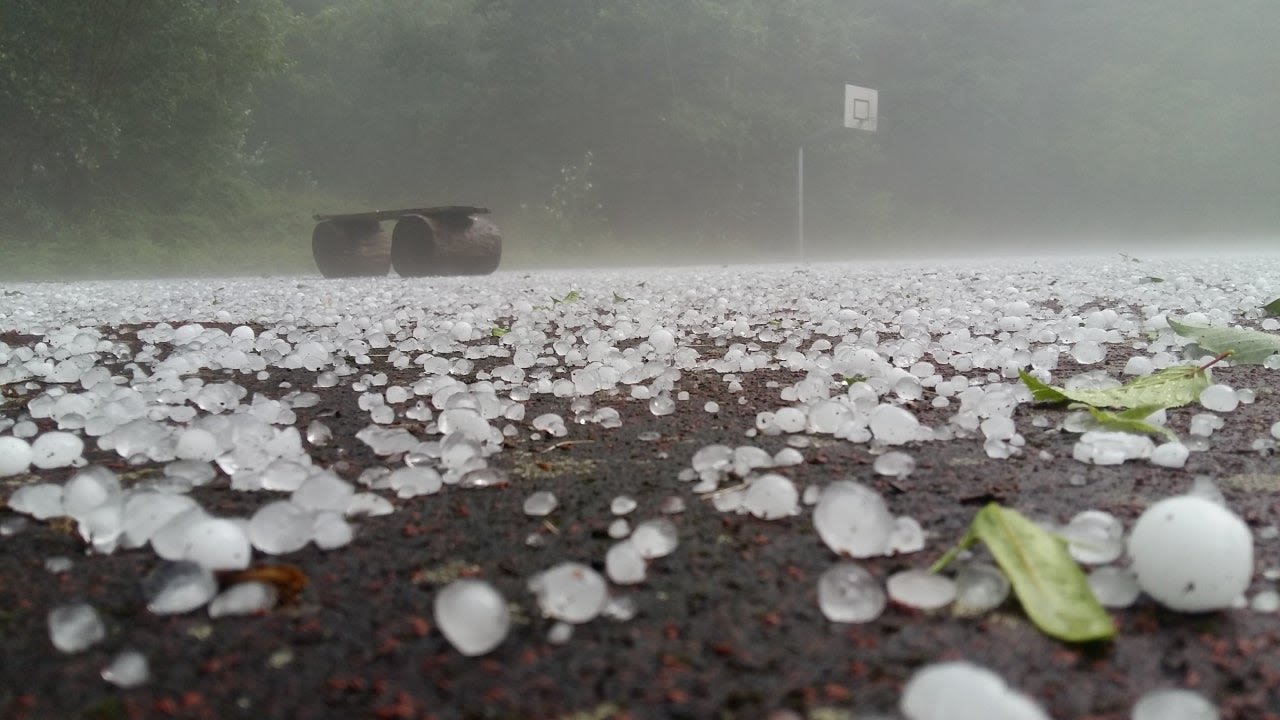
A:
[{"xmin": 844, "ymin": 84, "xmax": 878, "ymax": 131}]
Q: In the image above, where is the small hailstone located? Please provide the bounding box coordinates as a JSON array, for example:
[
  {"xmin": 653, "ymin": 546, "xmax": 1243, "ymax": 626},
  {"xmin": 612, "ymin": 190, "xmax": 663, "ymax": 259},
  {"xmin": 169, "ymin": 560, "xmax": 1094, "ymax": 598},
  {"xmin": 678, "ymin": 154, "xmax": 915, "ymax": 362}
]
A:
[
  {"xmin": 1087, "ymin": 567, "xmax": 1141, "ymax": 609},
  {"xmin": 952, "ymin": 563, "xmax": 1011, "ymax": 616},
  {"xmin": 30, "ymin": 431, "xmax": 85, "ymax": 469},
  {"xmin": 434, "ymin": 579, "xmax": 510, "ymax": 656},
  {"xmin": 0, "ymin": 436, "xmax": 35, "ymax": 476},
  {"xmin": 886, "ymin": 569, "xmax": 956, "ymax": 610},
  {"xmin": 1198, "ymin": 384, "xmax": 1238, "ymax": 413},
  {"xmin": 817, "ymin": 562, "xmax": 886, "ymax": 623},
  {"xmin": 1060, "ymin": 510, "xmax": 1124, "ymax": 565},
  {"xmin": 1128, "ymin": 495, "xmax": 1253, "ymax": 612},
  {"xmin": 248, "ymin": 501, "xmax": 314, "ymax": 555},
  {"xmin": 523, "ymin": 490, "xmax": 559, "ymax": 517},
  {"xmin": 305, "ymin": 420, "xmax": 332, "ymax": 446},
  {"xmin": 813, "ymin": 480, "xmax": 895, "ymax": 558},
  {"xmin": 1251, "ymin": 590, "xmax": 1280, "ymax": 613},
  {"xmin": 547, "ymin": 621, "xmax": 574, "ymax": 645},
  {"xmin": 1150, "ymin": 442, "xmax": 1189, "ymax": 468},
  {"xmin": 887, "ymin": 516, "xmax": 926, "ymax": 555},
  {"xmin": 101, "ymin": 649, "xmax": 149, "ymax": 688},
  {"xmin": 1131, "ymin": 688, "xmax": 1220, "ymax": 720},
  {"xmin": 181, "ymin": 517, "xmax": 253, "ymax": 570},
  {"xmin": 143, "ymin": 560, "xmax": 218, "ymax": 614},
  {"xmin": 611, "ymin": 495, "xmax": 637, "ymax": 515},
  {"xmin": 208, "ymin": 581, "xmax": 279, "ymax": 618},
  {"xmin": 873, "ymin": 451, "xmax": 915, "ymax": 478},
  {"xmin": 900, "ymin": 661, "xmax": 1050, "ymax": 720},
  {"xmin": 1073, "ymin": 431, "xmax": 1154, "ymax": 465},
  {"xmin": 868, "ymin": 404, "xmax": 919, "ymax": 446},
  {"xmin": 606, "ymin": 540, "xmax": 647, "ymax": 584},
  {"xmin": 607, "ymin": 518, "xmax": 631, "ymax": 538},
  {"xmin": 602, "ymin": 595, "xmax": 638, "ymax": 622},
  {"xmin": 659, "ymin": 496, "xmax": 685, "ymax": 514},
  {"xmin": 648, "ymin": 394, "xmax": 676, "ymax": 416},
  {"xmin": 630, "ymin": 518, "xmax": 679, "ymax": 558},
  {"xmin": 741, "ymin": 473, "xmax": 798, "ymax": 520},
  {"xmin": 528, "ymin": 562, "xmax": 608, "ymax": 623},
  {"xmin": 1070, "ymin": 340, "xmax": 1105, "ymax": 364},
  {"xmin": 48, "ymin": 601, "xmax": 106, "ymax": 653},
  {"xmin": 8, "ymin": 483, "xmax": 65, "ymax": 519},
  {"xmin": 312, "ymin": 511, "xmax": 354, "ymax": 550}
]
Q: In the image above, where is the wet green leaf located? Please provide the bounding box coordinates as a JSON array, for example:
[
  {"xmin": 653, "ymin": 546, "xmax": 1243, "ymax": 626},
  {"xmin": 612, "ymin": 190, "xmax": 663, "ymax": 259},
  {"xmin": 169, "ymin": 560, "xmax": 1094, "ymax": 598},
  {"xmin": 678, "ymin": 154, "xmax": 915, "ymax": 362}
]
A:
[
  {"xmin": 1075, "ymin": 403, "xmax": 1177, "ymax": 441},
  {"xmin": 1019, "ymin": 366, "xmax": 1209, "ymax": 409},
  {"xmin": 612, "ymin": 291, "xmax": 632, "ymax": 303},
  {"xmin": 490, "ymin": 327, "xmax": 509, "ymax": 337},
  {"xmin": 1265, "ymin": 298, "xmax": 1280, "ymax": 316},
  {"xmin": 1167, "ymin": 317, "xmax": 1280, "ymax": 365},
  {"xmin": 933, "ymin": 504, "xmax": 1114, "ymax": 643}
]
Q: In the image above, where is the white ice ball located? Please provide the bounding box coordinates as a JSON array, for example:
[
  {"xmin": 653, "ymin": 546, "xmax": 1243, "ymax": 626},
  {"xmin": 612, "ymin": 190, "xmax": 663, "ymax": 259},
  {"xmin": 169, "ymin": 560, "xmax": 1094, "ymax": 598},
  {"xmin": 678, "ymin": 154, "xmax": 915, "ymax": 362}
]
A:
[{"xmin": 1128, "ymin": 495, "xmax": 1253, "ymax": 612}]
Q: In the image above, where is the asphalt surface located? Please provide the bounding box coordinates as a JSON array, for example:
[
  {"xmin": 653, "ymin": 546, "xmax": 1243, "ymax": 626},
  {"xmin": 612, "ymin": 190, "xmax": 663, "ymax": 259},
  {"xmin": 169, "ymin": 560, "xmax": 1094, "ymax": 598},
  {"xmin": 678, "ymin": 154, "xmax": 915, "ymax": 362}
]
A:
[{"xmin": 2, "ymin": 262, "xmax": 1280, "ymax": 720}]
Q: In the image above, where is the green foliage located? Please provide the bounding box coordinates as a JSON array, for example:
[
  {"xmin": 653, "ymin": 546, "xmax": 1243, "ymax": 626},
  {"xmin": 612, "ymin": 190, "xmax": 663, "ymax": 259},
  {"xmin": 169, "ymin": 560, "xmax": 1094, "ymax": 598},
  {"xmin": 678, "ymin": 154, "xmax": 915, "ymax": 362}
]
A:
[
  {"xmin": 1167, "ymin": 317, "xmax": 1280, "ymax": 365},
  {"xmin": 1076, "ymin": 404, "xmax": 1177, "ymax": 442},
  {"xmin": 931, "ymin": 504, "xmax": 1114, "ymax": 643},
  {"xmin": 1264, "ymin": 298, "xmax": 1280, "ymax": 316},
  {"xmin": 1019, "ymin": 367, "xmax": 1210, "ymax": 410}
]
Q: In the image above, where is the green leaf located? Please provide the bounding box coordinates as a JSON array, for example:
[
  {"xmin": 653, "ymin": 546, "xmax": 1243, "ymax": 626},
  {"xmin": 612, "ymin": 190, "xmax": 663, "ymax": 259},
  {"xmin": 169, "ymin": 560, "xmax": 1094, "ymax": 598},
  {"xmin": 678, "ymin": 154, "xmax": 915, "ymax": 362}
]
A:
[
  {"xmin": 1018, "ymin": 367, "xmax": 1209, "ymax": 409},
  {"xmin": 490, "ymin": 327, "xmax": 509, "ymax": 338},
  {"xmin": 612, "ymin": 292, "xmax": 632, "ymax": 303},
  {"xmin": 1265, "ymin": 298, "xmax": 1280, "ymax": 316},
  {"xmin": 562, "ymin": 290, "xmax": 581, "ymax": 303},
  {"xmin": 1075, "ymin": 404, "xmax": 1177, "ymax": 441},
  {"xmin": 1167, "ymin": 317, "xmax": 1280, "ymax": 365},
  {"xmin": 934, "ymin": 504, "xmax": 1114, "ymax": 643}
]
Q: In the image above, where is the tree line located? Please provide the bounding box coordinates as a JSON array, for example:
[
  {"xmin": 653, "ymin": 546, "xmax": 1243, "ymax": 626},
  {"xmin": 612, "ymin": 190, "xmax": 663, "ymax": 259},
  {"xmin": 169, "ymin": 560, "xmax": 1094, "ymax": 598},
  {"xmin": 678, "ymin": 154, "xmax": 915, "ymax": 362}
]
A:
[{"xmin": 2, "ymin": 0, "xmax": 1276, "ymax": 267}]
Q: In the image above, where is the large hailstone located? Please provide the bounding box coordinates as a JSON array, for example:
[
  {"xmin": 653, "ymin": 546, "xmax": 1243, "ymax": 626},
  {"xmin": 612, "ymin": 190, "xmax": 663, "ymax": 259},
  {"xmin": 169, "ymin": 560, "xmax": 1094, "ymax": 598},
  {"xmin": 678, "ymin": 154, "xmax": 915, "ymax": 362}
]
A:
[
  {"xmin": 813, "ymin": 480, "xmax": 895, "ymax": 557},
  {"xmin": 434, "ymin": 579, "xmax": 511, "ymax": 656},
  {"xmin": 900, "ymin": 660, "xmax": 1050, "ymax": 720},
  {"xmin": 1128, "ymin": 495, "xmax": 1253, "ymax": 612}
]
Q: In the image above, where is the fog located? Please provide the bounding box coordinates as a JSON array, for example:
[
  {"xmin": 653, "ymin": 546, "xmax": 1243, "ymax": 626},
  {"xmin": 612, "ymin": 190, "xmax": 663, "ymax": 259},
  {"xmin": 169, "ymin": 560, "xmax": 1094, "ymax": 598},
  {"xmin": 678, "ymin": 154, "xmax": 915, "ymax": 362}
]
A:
[{"xmin": 2, "ymin": 1, "xmax": 1277, "ymax": 276}]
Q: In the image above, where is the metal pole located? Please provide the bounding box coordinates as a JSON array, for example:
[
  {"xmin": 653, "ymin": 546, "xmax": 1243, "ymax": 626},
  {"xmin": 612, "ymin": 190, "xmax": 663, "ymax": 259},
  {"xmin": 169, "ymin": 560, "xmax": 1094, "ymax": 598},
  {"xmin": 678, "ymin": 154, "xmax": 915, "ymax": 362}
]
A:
[{"xmin": 797, "ymin": 145, "xmax": 805, "ymax": 263}]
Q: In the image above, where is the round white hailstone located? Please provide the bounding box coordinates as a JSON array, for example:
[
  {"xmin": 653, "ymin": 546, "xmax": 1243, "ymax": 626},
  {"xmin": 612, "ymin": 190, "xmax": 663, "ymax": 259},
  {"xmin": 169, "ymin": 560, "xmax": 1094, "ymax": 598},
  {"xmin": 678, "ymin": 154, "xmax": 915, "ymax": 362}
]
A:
[
  {"xmin": 611, "ymin": 495, "xmax": 638, "ymax": 515},
  {"xmin": 101, "ymin": 649, "xmax": 150, "ymax": 688},
  {"xmin": 311, "ymin": 511, "xmax": 354, "ymax": 550},
  {"xmin": 648, "ymin": 326, "xmax": 676, "ymax": 354},
  {"xmin": 1070, "ymin": 340, "xmax": 1106, "ymax": 365},
  {"xmin": 174, "ymin": 428, "xmax": 218, "ymax": 461},
  {"xmin": 62, "ymin": 466, "xmax": 121, "ymax": 519},
  {"xmin": 388, "ymin": 466, "xmax": 443, "ymax": 498},
  {"xmin": 813, "ymin": 480, "xmax": 895, "ymax": 558},
  {"xmin": 886, "ymin": 569, "xmax": 957, "ymax": 611},
  {"xmin": 143, "ymin": 560, "xmax": 218, "ymax": 614},
  {"xmin": 345, "ymin": 492, "xmax": 395, "ymax": 517},
  {"xmin": 1128, "ymin": 495, "xmax": 1253, "ymax": 612},
  {"xmin": 291, "ymin": 472, "xmax": 355, "ymax": 512},
  {"xmin": 48, "ymin": 601, "xmax": 106, "ymax": 653},
  {"xmin": 248, "ymin": 500, "xmax": 314, "ymax": 555},
  {"xmin": 817, "ymin": 562, "xmax": 886, "ymax": 623},
  {"xmin": 1272, "ymin": 421, "xmax": 1280, "ymax": 440},
  {"xmin": 868, "ymin": 405, "xmax": 920, "ymax": 446},
  {"xmin": 1131, "ymin": 688, "xmax": 1220, "ymax": 720},
  {"xmin": 606, "ymin": 540, "xmax": 647, "ymax": 585},
  {"xmin": 772, "ymin": 407, "xmax": 807, "ymax": 434},
  {"xmin": 528, "ymin": 562, "xmax": 608, "ymax": 624},
  {"xmin": 523, "ymin": 490, "xmax": 559, "ymax": 517},
  {"xmin": 0, "ymin": 436, "xmax": 34, "ymax": 476},
  {"xmin": 1150, "ymin": 442, "xmax": 1190, "ymax": 469},
  {"xmin": 900, "ymin": 660, "xmax": 1051, "ymax": 720},
  {"xmin": 1060, "ymin": 510, "xmax": 1125, "ymax": 565},
  {"xmin": 887, "ymin": 516, "xmax": 926, "ymax": 555},
  {"xmin": 607, "ymin": 518, "xmax": 631, "ymax": 538},
  {"xmin": 630, "ymin": 518, "xmax": 679, "ymax": 558},
  {"xmin": 208, "ymin": 581, "xmax": 279, "ymax": 618},
  {"xmin": 8, "ymin": 483, "xmax": 65, "ymax": 520},
  {"xmin": 873, "ymin": 451, "xmax": 916, "ymax": 478},
  {"xmin": 1087, "ymin": 567, "xmax": 1142, "ymax": 609},
  {"xmin": 1198, "ymin": 384, "xmax": 1238, "ymax": 413},
  {"xmin": 435, "ymin": 579, "xmax": 510, "ymax": 656},
  {"xmin": 30, "ymin": 431, "xmax": 84, "ymax": 469},
  {"xmin": 952, "ymin": 563, "xmax": 1011, "ymax": 617},
  {"xmin": 1123, "ymin": 356, "xmax": 1155, "ymax": 376},
  {"xmin": 742, "ymin": 473, "xmax": 799, "ymax": 520},
  {"xmin": 181, "ymin": 517, "xmax": 252, "ymax": 570}
]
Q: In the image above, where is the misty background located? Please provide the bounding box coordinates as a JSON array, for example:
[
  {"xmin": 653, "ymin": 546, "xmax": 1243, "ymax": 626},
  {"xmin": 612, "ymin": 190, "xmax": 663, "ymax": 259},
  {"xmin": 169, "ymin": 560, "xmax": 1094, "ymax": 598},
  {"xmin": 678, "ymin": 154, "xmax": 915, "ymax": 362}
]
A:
[{"xmin": 2, "ymin": 0, "xmax": 1277, "ymax": 277}]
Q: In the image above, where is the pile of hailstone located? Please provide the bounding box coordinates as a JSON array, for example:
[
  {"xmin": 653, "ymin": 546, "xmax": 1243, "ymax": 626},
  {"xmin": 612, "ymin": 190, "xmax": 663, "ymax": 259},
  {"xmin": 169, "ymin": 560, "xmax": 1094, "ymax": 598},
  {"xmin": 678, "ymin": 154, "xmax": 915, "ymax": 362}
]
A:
[{"xmin": 3, "ymin": 255, "xmax": 1279, "ymax": 715}]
